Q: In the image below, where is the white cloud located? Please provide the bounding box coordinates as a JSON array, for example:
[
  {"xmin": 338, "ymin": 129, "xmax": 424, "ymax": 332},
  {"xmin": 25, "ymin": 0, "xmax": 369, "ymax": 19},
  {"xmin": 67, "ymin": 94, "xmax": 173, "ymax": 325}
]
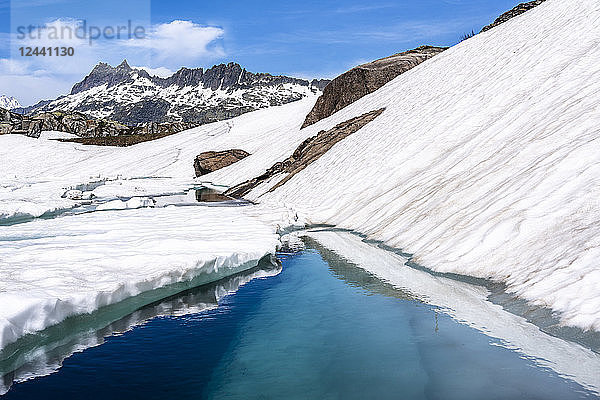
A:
[
  {"xmin": 0, "ymin": 58, "xmax": 73, "ymax": 105},
  {"xmin": 14, "ymin": 18, "xmax": 102, "ymax": 76},
  {"xmin": 125, "ymin": 20, "xmax": 225, "ymax": 68},
  {"xmin": 2, "ymin": 19, "xmax": 102, "ymax": 104},
  {"xmin": 2, "ymin": 19, "xmax": 227, "ymax": 105}
]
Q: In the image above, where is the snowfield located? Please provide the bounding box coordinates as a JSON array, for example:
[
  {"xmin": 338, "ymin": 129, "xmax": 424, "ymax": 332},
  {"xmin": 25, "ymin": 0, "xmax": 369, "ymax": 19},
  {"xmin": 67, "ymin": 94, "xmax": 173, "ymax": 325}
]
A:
[
  {"xmin": 230, "ymin": 0, "xmax": 600, "ymax": 331},
  {"xmin": 0, "ymin": 96, "xmax": 320, "ymax": 351}
]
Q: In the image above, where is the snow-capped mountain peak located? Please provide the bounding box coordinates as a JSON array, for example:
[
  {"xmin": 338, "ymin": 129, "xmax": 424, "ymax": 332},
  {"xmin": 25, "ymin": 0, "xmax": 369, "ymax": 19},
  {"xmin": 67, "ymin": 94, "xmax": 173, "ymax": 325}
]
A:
[
  {"xmin": 24, "ymin": 61, "xmax": 330, "ymax": 126},
  {"xmin": 0, "ymin": 95, "xmax": 22, "ymax": 110}
]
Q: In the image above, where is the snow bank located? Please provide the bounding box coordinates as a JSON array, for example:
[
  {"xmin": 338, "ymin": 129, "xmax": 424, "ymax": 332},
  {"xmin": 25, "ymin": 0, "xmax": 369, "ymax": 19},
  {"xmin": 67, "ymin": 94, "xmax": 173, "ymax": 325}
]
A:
[
  {"xmin": 303, "ymin": 230, "xmax": 600, "ymax": 394},
  {"xmin": 248, "ymin": 0, "xmax": 600, "ymax": 330},
  {"xmin": 0, "ymin": 96, "xmax": 318, "ymax": 223},
  {"xmin": 0, "ymin": 206, "xmax": 279, "ymax": 351}
]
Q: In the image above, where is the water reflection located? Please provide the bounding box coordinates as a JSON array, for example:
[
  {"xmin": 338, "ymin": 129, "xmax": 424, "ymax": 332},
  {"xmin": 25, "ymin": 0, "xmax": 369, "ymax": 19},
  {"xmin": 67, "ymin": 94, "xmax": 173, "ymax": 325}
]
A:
[
  {"xmin": 0, "ymin": 260, "xmax": 281, "ymax": 395},
  {"xmin": 151, "ymin": 187, "xmax": 247, "ymax": 208},
  {"xmin": 195, "ymin": 187, "xmax": 233, "ymax": 202},
  {"xmin": 4, "ymin": 229, "xmax": 600, "ymax": 398},
  {"xmin": 301, "ymin": 229, "xmax": 600, "ymax": 395}
]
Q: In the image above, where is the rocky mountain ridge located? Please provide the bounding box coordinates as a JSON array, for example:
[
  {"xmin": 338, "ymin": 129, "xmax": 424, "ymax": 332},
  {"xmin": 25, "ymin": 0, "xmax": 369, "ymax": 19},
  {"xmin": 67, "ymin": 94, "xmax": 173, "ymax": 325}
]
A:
[
  {"xmin": 21, "ymin": 61, "xmax": 330, "ymax": 127},
  {"xmin": 481, "ymin": 0, "xmax": 547, "ymax": 32}
]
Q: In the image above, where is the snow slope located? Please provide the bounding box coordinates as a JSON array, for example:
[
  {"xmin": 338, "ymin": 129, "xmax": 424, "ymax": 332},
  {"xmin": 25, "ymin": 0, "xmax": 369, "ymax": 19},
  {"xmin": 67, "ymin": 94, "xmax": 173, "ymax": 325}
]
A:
[
  {"xmin": 1, "ymin": 0, "xmax": 598, "ymax": 373},
  {"xmin": 241, "ymin": 0, "xmax": 600, "ymax": 331}
]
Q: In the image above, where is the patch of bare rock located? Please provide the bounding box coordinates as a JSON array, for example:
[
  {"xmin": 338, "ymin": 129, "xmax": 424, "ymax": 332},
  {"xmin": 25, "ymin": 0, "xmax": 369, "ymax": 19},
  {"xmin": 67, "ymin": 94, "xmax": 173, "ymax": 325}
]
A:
[
  {"xmin": 225, "ymin": 108, "xmax": 385, "ymax": 198},
  {"xmin": 194, "ymin": 149, "xmax": 251, "ymax": 177},
  {"xmin": 0, "ymin": 108, "xmax": 42, "ymax": 138},
  {"xmin": 480, "ymin": 0, "xmax": 547, "ymax": 33},
  {"xmin": 301, "ymin": 46, "xmax": 446, "ymax": 129}
]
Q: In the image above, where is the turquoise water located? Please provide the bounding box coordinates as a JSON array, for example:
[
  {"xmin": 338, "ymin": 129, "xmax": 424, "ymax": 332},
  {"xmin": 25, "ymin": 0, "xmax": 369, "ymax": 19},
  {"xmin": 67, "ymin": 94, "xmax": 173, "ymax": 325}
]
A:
[{"xmin": 2, "ymin": 241, "xmax": 598, "ymax": 399}]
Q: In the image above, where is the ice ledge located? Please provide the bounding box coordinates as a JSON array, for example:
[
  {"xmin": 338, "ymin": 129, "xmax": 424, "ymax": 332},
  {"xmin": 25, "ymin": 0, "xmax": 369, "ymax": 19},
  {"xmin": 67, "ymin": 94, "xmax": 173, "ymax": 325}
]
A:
[{"xmin": 0, "ymin": 206, "xmax": 280, "ymax": 351}]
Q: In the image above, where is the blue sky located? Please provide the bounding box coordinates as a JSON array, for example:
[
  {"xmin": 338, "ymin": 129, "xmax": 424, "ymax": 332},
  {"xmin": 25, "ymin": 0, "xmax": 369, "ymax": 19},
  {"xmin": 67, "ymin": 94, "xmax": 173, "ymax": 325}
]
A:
[{"xmin": 1, "ymin": 0, "xmax": 522, "ymax": 105}]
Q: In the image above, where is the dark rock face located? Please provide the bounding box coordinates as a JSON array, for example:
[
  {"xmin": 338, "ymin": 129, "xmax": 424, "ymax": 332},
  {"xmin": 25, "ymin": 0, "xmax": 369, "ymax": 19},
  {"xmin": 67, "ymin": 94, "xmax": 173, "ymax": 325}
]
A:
[
  {"xmin": 194, "ymin": 149, "xmax": 251, "ymax": 177},
  {"xmin": 0, "ymin": 107, "xmax": 42, "ymax": 138},
  {"xmin": 178, "ymin": 105, "xmax": 256, "ymax": 126},
  {"xmin": 109, "ymin": 99, "xmax": 172, "ymax": 126},
  {"xmin": 225, "ymin": 108, "xmax": 385, "ymax": 198},
  {"xmin": 302, "ymin": 46, "xmax": 446, "ymax": 128},
  {"xmin": 481, "ymin": 0, "xmax": 547, "ymax": 32},
  {"xmin": 13, "ymin": 99, "xmax": 55, "ymax": 115},
  {"xmin": 71, "ymin": 60, "xmax": 135, "ymax": 95}
]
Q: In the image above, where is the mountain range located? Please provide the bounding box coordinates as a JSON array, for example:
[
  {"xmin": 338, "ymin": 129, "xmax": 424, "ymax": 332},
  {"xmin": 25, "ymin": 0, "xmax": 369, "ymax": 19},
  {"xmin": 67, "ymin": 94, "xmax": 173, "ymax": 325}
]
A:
[{"xmin": 17, "ymin": 61, "xmax": 329, "ymax": 126}]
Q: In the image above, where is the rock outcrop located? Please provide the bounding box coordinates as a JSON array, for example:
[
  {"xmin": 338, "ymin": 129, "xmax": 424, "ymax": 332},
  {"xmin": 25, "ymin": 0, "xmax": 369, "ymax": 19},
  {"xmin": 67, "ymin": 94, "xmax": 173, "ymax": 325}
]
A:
[
  {"xmin": 481, "ymin": 0, "xmax": 547, "ymax": 32},
  {"xmin": 194, "ymin": 149, "xmax": 250, "ymax": 177},
  {"xmin": 5, "ymin": 110, "xmax": 195, "ymax": 145},
  {"xmin": 225, "ymin": 108, "xmax": 385, "ymax": 198},
  {"xmin": 0, "ymin": 107, "xmax": 42, "ymax": 138},
  {"xmin": 37, "ymin": 110, "xmax": 196, "ymax": 137},
  {"xmin": 34, "ymin": 111, "xmax": 126, "ymax": 136},
  {"xmin": 302, "ymin": 46, "xmax": 446, "ymax": 128}
]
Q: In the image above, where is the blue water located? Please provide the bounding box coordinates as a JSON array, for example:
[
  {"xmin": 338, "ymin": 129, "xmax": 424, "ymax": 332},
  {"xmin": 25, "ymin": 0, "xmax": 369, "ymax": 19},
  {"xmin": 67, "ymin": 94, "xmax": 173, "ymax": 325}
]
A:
[{"xmin": 2, "ymin": 246, "xmax": 598, "ymax": 399}]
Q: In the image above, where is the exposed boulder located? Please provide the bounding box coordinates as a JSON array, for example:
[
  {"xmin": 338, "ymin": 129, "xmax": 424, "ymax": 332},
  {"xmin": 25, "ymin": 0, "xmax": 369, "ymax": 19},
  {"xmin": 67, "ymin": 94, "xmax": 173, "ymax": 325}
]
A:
[
  {"xmin": 481, "ymin": 0, "xmax": 547, "ymax": 33},
  {"xmin": 226, "ymin": 108, "xmax": 385, "ymax": 198},
  {"xmin": 194, "ymin": 149, "xmax": 250, "ymax": 177},
  {"xmin": 302, "ymin": 46, "xmax": 446, "ymax": 128},
  {"xmin": 195, "ymin": 187, "xmax": 234, "ymax": 202}
]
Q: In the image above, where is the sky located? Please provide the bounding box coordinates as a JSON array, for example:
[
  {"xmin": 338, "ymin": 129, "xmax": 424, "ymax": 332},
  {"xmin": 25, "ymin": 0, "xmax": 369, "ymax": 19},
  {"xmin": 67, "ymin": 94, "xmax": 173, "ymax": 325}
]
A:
[{"xmin": 0, "ymin": 0, "xmax": 523, "ymax": 106}]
